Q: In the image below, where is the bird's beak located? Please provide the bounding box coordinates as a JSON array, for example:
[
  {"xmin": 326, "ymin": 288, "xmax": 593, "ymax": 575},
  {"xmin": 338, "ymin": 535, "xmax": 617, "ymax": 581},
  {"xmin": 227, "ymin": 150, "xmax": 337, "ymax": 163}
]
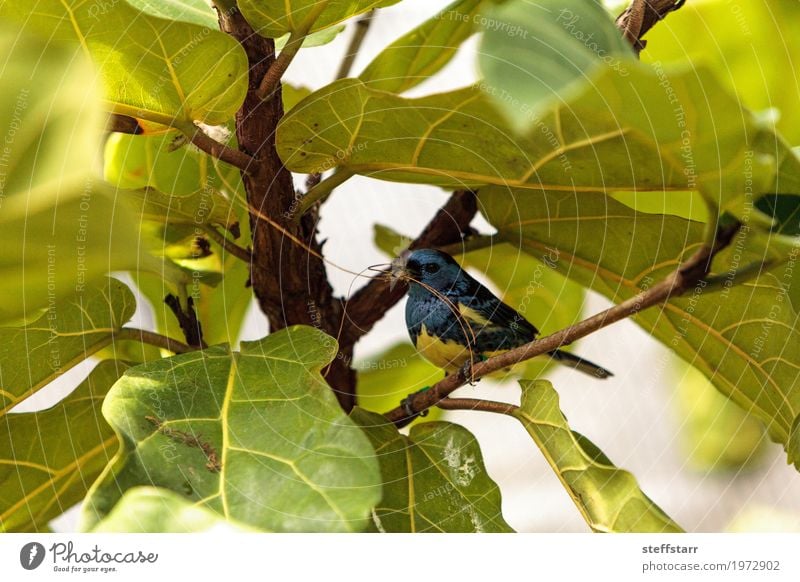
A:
[{"xmin": 389, "ymin": 251, "xmax": 411, "ymax": 292}]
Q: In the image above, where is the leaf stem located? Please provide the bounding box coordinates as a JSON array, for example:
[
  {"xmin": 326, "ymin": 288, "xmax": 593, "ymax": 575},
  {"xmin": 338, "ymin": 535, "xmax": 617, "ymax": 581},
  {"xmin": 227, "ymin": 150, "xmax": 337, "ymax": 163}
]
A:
[
  {"xmin": 178, "ymin": 122, "xmax": 254, "ymax": 172},
  {"xmin": 115, "ymin": 327, "xmax": 194, "ymax": 354},
  {"xmin": 294, "ymin": 168, "xmax": 355, "ymax": 218},
  {"xmin": 335, "ymin": 10, "xmax": 375, "ymax": 80},
  {"xmin": 436, "ymin": 397, "xmax": 518, "ymax": 416},
  {"xmin": 203, "ymin": 225, "xmax": 253, "ymax": 264},
  {"xmin": 384, "ymin": 221, "xmax": 742, "ymax": 426},
  {"xmin": 255, "ymin": 2, "xmax": 331, "ymax": 100}
]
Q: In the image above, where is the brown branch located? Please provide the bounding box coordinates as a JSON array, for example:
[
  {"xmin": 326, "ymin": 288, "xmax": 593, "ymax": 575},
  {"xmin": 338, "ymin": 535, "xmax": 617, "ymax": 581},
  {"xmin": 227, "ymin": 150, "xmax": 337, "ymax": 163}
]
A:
[
  {"xmin": 341, "ymin": 190, "xmax": 478, "ymax": 344},
  {"xmin": 181, "ymin": 123, "xmax": 255, "ymax": 172},
  {"xmin": 164, "ymin": 294, "xmax": 208, "ymax": 349},
  {"xmin": 114, "ymin": 327, "xmax": 194, "ymax": 354},
  {"xmin": 218, "ymin": 7, "xmax": 354, "ymax": 409},
  {"xmin": 385, "ymin": 221, "xmax": 741, "ymax": 426},
  {"xmin": 203, "ymin": 225, "xmax": 253, "ymax": 264},
  {"xmin": 436, "ymin": 397, "xmax": 518, "ymax": 416},
  {"xmin": 616, "ymin": 0, "xmax": 685, "ymax": 55},
  {"xmin": 335, "ymin": 10, "xmax": 375, "ymax": 80}
]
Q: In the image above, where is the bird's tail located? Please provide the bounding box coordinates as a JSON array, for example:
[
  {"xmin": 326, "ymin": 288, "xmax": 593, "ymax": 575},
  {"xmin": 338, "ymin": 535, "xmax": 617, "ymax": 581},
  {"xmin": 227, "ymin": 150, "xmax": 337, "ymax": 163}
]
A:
[{"xmin": 549, "ymin": 349, "xmax": 613, "ymax": 379}]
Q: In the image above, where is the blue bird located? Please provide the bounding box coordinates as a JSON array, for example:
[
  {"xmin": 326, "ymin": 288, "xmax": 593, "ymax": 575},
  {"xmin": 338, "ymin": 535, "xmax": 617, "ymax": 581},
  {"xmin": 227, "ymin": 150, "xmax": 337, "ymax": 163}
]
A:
[{"xmin": 396, "ymin": 249, "xmax": 612, "ymax": 379}]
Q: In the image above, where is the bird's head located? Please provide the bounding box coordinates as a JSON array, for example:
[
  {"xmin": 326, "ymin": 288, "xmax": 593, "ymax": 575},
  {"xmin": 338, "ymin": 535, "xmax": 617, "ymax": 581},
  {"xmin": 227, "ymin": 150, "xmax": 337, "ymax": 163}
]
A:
[{"xmin": 392, "ymin": 248, "xmax": 462, "ymax": 292}]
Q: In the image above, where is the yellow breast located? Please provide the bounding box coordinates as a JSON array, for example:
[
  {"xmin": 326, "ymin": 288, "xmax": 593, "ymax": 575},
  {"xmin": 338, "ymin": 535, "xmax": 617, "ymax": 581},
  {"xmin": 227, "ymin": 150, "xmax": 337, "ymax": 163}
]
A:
[{"xmin": 415, "ymin": 325, "xmax": 473, "ymax": 373}]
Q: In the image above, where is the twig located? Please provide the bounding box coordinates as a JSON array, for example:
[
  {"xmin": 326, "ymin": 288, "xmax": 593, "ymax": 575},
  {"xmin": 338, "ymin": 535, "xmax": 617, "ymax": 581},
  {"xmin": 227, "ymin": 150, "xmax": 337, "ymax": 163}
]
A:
[
  {"xmin": 294, "ymin": 168, "xmax": 355, "ymax": 218},
  {"xmin": 114, "ymin": 327, "xmax": 194, "ymax": 354},
  {"xmin": 178, "ymin": 122, "xmax": 254, "ymax": 172},
  {"xmin": 164, "ymin": 294, "xmax": 208, "ymax": 349},
  {"xmin": 342, "ymin": 190, "xmax": 478, "ymax": 343},
  {"xmin": 255, "ymin": 3, "xmax": 330, "ymax": 100},
  {"xmin": 384, "ymin": 221, "xmax": 741, "ymax": 426},
  {"xmin": 203, "ymin": 225, "xmax": 253, "ymax": 264},
  {"xmin": 615, "ymin": 0, "xmax": 685, "ymax": 55},
  {"xmin": 335, "ymin": 10, "xmax": 375, "ymax": 80},
  {"xmin": 105, "ymin": 113, "xmax": 143, "ymax": 135},
  {"xmin": 436, "ymin": 397, "xmax": 517, "ymax": 416}
]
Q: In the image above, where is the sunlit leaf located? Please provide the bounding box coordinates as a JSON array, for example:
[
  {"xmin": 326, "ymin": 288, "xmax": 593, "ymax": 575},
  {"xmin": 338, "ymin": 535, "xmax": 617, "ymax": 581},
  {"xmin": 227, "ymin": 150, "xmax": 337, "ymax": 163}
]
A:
[
  {"xmin": 238, "ymin": 0, "xmax": 398, "ymax": 38},
  {"xmin": 351, "ymin": 408, "xmax": 513, "ymax": 532},
  {"xmin": 91, "ymin": 486, "xmax": 256, "ymax": 532},
  {"xmin": 480, "ymin": 187, "xmax": 800, "ymax": 458},
  {"xmin": 2, "ymin": 1, "xmax": 247, "ymax": 126},
  {"xmin": 478, "ymin": 0, "xmax": 634, "ymax": 127},
  {"xmin": 0, "ymin": 29, "xmax": 145, "ymax": 323},
  {"xmin": 361, "ymin": 0, "xmax": 485, "ymax": 93},
  {"xmin": 278, "ymin": 66, "xmax": 800, "ymax": 221},
  {"xmin": 0, "ymin": 279, "xmax": 136, "ymax": 416},
  {"xmin": 81, "ymin": 326, "xmax": 381, "ymax": 532},
  {"xmin": 124, "ymin": 0, "xmax": 218, "ymax": 28},
  {"xmin": 514, "ymin": 380, "xmax": 682, "ymax": 532},
  {"xmin": 0, "ymin": 360, "xmax": 129, "ymax": 532}
]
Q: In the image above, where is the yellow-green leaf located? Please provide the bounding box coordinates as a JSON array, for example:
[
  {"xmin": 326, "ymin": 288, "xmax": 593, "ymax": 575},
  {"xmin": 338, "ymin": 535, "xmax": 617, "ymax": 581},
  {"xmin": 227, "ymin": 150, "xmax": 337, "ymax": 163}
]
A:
[
  {"xmin": 0, "ymin": 279, "xmax": 136, "ymax": 416},
  {"xmin": 0, "ymin": 360, "xmax": 129, "ymax": 532},
  {"xmin": 238, "ymin": 0, "xmax": 399, "ymax": 38},
  {"xmin": 481, "ymin": 187, "xmax": 800, "ymax": 457},
  {"xmin": 1, "ymin": 1, "xmax": 247, "ymax": 126},
  {"xmin": 351, "ymin": 408, "xmax": 513, "ymax": 532},
  {"xmin": 515, "ymin": 380, "xmax": 682, "ymax": 532},
  {"xmin": 81, "ymin": 326, "xmax": 381, "ymax": 532}
]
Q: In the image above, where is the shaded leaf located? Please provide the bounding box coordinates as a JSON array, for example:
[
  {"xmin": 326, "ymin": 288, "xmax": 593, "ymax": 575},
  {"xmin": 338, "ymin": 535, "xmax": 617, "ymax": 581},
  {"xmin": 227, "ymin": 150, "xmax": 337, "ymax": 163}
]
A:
[
  {"xmin": 0, "ymin": 279, "xmax": 136, "ymax": 416},
  {"xmin": 514, "ymin": 380, "xmax": 682, "ymax": 532},
  {"xmin": 81, "ymin": 326, "xmax": 381, "ymax": 532},
  {"xmin": 480, "ymin": 187, "xmax": 800, "ymax": 457},
  {"xmin": 122, "ymin": 187, "xmax": 238, "ymax": 233},
  {"xmin": 360, "ymin": 0, "xmax": 485, "ymax": 93},
  {"xmin": 278, "ymin": 66, "xmax": 800, "ymax": 221},
  {"xmin": 478, "ymin": 0, "xmax": 633, "ymax": 128},
  {"xmin": 238, "ymin": 0, "xmax": 398, "ymax": 38},
  {"xmin": 0, "ymin": 360, "xmax": 129, "ymax": 532},
  {"xmin": 0, "ymin": 30, "xmax": 145, "ymax": 323},
  {"xmin": 91, "ymin": 486, "xmax": 256, "ymax": 532},
  {"xmin": 2, "ymin": 1, "xmax": 247, "ymax": 127},
  {"xmin": 351, "ymin": 408, "xmax": 513, "ymax": 532}
]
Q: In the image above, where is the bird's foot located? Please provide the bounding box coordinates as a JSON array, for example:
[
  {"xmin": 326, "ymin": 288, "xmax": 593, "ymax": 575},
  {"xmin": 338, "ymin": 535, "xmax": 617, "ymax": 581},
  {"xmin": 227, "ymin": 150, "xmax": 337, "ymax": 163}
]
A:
[
  {"xmin": 457, "ymin": 359, "xmax": 482, "ymax": 386},
  {"xmin": 400, "ymin": 388, "xmax": 431, "ymax": 421}
]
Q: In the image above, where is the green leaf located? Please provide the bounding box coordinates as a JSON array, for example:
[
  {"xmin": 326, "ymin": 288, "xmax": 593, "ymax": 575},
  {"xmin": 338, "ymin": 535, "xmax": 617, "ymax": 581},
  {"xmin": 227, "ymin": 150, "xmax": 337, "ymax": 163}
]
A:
[
  {"xmin": 351, "ymin": 409, "xmax": 513, "ymax": 532},
  {"xmin": 360, "ymin": 0, "xmax": 485, "ymax": 93},
  {"xmin": 674, "ymin": 358, "xmax": 766, "ymax": 471},
  {"xmin": 122, "ymin": 187, "xmax": 239, "ymax": 233},
  {"xmin": 2, "ymin": 1, "xmax": 247, "ymax": 127},
  {"xmin": 238, "ymin": 0, "xmax": 399, "ymax": 38},
  {"xmin": 478, "ymin": 0, "xmax": 634, "ymax": 128},
  {"xmin": 480, "ymin": 187, "xmax": 800, "ymax": 456},
  {"xmin": 104, "ymin": 131, "xmax": 244, "ymax": 200},
  {"xmin": 91, "ymin": 486, "xmax": 256, "ymax": 532},
  {"xmin": 356, "ymin": 343, "xmax": 443, "ymax": 422},
  {"xmin": 81, "ymin": 326, "xmax": 381, "ymax": 532},
  {"xmin": 514, "ymin": 380, "xmax": 682, "ymax": 532},
  {"xmin": 0, "ymin": 29, "xmax": 145, "ymax": 323},
  {"xmin": 0, "ymin": 279, "xmax": 136, "ymax": 416},
  {"xmin": 644, "ymin": 0, "xmax": 800, "ymax": 145},
  {"xmin": 278, "ymin": 66, "xmax": 800, "ymax": 221},
  {"xmin": 124, "ymin": 0, "xmax": 218, "ymax": 28},
  {"xmin": 0, "ymin": 360, "xmax": 129, "ymax": 532}
]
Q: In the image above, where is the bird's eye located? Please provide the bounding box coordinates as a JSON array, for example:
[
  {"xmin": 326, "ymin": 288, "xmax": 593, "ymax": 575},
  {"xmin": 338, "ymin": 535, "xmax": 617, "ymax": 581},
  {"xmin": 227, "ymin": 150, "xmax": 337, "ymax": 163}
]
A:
[{"xmin": 423, "ymin": 263, "xmax": 440, "ymax": 275}]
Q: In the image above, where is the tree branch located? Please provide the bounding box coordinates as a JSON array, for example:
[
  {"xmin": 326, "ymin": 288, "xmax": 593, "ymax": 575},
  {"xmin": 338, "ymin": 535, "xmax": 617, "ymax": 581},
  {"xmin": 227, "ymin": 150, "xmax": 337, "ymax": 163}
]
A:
[
  {"xmin": 341, "ymin": 190, "xmax": 478, "ymax": 344},
  {"xmin": 218, "ymin": 7, "xmax": 354, "ymax": 409},
  {"xmin": 616, "ymin": 0, "xmax": 685, "ymax": 55},
  {"xmin": 179, "ymin": 122, "xmax": 255, "ymax": 172},
  {"xmin": 436, "ymin": 397, "xmax": 518, "ymax": 416},
  {"xmin": 335, "ymin": 10, "xmax": 375, "ymax": 80},
  {"xmin": 203, "ymin": 225, "xmax": 253, "ymax": 264},
  {"xmin": 385, "ymin": 221, "xmax": 741, "ymax": 426},
  {"xmin": 164, "ymin": 294, "xmax": 207, "ymax": 349},
  {"xmin": 115, "ymin": 327, "xmax": 194, "ymax": 354}
]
